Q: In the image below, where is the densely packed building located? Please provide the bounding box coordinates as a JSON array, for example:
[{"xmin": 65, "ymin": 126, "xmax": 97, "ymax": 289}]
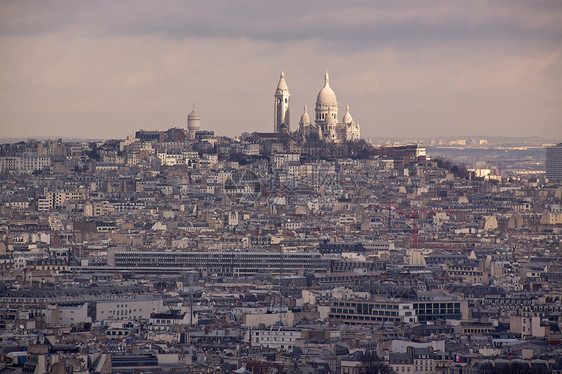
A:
[{"xmin": 0, "ymin": 125, "xmax": 561, "ymax": 373}]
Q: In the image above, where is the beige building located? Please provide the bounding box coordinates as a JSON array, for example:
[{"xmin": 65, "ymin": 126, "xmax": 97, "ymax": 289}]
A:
[
  {"xmin": 95, "ymin": 296, "xmax": 163, "ymax": 322},
  {"xmin": 510, "ymin": 315, "xmax": 547, "ymax": 338}
]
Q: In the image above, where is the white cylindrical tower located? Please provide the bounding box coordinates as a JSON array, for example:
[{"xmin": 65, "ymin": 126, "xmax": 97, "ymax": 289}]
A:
[{"xmin": 187, "ymin": 107, "xmax": 200, "ymax": 140}]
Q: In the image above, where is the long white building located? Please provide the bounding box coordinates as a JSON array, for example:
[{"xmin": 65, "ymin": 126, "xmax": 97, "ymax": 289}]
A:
[{"xmin": 108, "ymin": 250, "xmax": 330, "ymax": 276}]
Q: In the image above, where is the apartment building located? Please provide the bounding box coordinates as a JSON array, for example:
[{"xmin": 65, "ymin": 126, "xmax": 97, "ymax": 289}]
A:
[
  {"xmin": 329, "ymin": 299, "xmax": 418, "ymax": 325},
  {"xmin": 108, "ymin": 250, "xmax": 330, "ymax": 276},
  {"xmin": 94, "ymin": 296, "xmax": 163, "ymax": 322},
  {"xmin": 251, "ymin": 327, "xmax": 303, "ymax": 351},
  {"xmin": 329, "ymin": 298, "xmax": 469, "ymax": 325}
]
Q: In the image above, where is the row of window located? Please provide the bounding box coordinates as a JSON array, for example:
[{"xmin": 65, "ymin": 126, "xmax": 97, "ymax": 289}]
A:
[
  {"xmin": 418, "ymin": 309, "xmax": 460, "ymax": 315},
  {"xmin": 484, "ymin": 298, "xmax": 531, "ymax": 305},
  {"xmin": 107, "ymin": 330, "xmax": 128, "ymax": 336},
  {"xmin": 333, "ymin": 302, "xmax": 401, "ymax": 309},
  {"xmin": 449, "ymin": 271, "xmax": 483, "ymax": 275},
  {"xmin": 153, "ymin": 319, "xmax": 173, "ymax": 324},
  {"xmin": 393, "ymin": 366, "xmax": 411, "ymax": 372},
  {"xmin": 463, "ymin": 328, "xmax": 493, "ymax": 333},
  {"xmin": 31, "ymin": 266, "xmax": 65, "ymax": 270},
  {"xmin": 315, "ymin": 113, "xmax": 338, "ymax": 120},
  {"xmin": 329, "ymin": 314, "xmax": 403, "ymax": 322},
  {"xmin": 392, "ymin": 366, "xmax": 435, "ymax": 373},
  {"xmin": 414, "ymin": 302, "xmax": 459, "ymax": 309},
  {"xmin": 101, "ymin": 308, "xmax": 142, "ymax": 314},
  {"xmin": 331, "ymin": 308, "xmax": 399, "ymax": 316}
]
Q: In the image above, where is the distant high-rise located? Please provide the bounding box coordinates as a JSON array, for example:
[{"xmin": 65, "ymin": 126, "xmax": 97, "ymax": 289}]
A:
[
  {"xmin": 274, "ymin": 71, "xmax": 291, "ymax": 134},
  {"xmin": 546, "ymin": 143, "xmax": 562, "ymax": 181}
]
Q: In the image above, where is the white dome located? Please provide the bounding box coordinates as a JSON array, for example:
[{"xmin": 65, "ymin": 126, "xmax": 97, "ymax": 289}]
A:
[
  {"xmin": 342, "ymin": 105, "xmax": 353, "ymax": 124},
  {"xmin": 317, "ymin": 86, "xmax": 337, "ymax": 107},
  {"xmin": 300, "ymin": 105, "xmax": 311, "ymax": 125},
  {"xmin": 188, "ymin": 109, "xmax": 199, "ymax": 120},
  {"xmin": 316, "ymin": 71, "xmax": 337, "ymax": 107},
  {"xmin": 325, "ymin": 107, "xmax": 337, "ymax": 126}
]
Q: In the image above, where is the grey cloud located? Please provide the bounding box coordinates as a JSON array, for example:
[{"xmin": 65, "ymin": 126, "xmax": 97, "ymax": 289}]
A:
[
  {"xmin": 1, "ymin": 1, "xmax": 561, "ymax": 139},
  {"xmin": 2, "ymin": 1, "xmax": 561, "ymax": 50}
]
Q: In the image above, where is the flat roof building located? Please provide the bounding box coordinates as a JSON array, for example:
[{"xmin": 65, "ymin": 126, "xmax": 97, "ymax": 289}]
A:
[
  {"xmin": 546, "ymin": 143, "xmax": 562, "ymax": 181},
  {"xmin": 108, "ymin": 250, "xmax": 330, "ymax": 276}
]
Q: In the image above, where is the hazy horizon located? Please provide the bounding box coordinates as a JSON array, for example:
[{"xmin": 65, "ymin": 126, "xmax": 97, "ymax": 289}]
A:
[{"xmin": 1, "ymin": 1, "xmax": 561, "ymax": 140}]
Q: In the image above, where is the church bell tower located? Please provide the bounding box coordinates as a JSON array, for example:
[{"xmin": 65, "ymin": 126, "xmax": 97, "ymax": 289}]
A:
[{"xmin": 274, "ymin": 70, "xmax": 290, "ymax": 133}]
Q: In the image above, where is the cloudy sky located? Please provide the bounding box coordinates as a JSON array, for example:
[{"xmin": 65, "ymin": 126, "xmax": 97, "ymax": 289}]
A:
[{"xmin": 1, "ymin": 1, "xmax": 561, "ymax": 140}]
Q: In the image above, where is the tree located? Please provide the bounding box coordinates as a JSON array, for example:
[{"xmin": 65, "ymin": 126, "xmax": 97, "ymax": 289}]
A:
[{"xmin": 359, "ymin": 351, "xmax": 395, "ymax": 374}]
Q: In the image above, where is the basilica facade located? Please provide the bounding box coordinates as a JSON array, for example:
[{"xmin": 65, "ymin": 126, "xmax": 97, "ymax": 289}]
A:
[{"xmin": 274, "ymin": 71, "xmax": 360, "ymax": 143}]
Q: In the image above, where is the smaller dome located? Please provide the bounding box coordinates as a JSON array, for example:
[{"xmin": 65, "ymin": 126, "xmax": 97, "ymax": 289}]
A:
[
  {"xmin": 300, "ymin": 105, "xmax": 311, "ymax": 125},
  {"xmin": 342, "ymin": 105, "xmax": 353, "ymax": 124},
  {"xmin": 188, "ymin": 109, "xmax": 199, "ymax": 120},
  {"xmin": 325, "ymin": 107, "xmax": 337, "ymax": 126}
]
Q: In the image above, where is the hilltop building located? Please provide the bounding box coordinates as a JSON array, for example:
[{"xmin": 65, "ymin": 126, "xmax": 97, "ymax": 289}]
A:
[{"xmin": 274, "ymin": 71, "xmax": 360, "ymax": 143}]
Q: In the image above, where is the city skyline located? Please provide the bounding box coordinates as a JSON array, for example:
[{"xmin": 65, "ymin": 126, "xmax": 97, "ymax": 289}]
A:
[{"xmin": 1, "ymin": 1, "xmax": 561, "ymax": 140}]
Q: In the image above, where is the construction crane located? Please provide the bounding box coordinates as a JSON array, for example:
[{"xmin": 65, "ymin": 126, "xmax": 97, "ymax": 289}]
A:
[
  {"xmin": 386, "ymin": 203, "xmax": 460, "ymax": 249},
  {"xmin": 398, "ymin": 210, "xmax": 419, "ymax": 248},
  {"xmin": 385, "ymin": 203, "xmax": 419, "ymax": 248}
]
